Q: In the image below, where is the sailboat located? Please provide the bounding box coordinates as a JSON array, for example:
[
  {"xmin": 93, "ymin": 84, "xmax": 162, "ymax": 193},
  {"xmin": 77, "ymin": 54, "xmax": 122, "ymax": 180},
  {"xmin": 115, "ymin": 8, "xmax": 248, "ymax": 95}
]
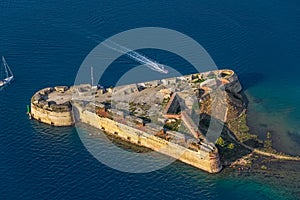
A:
[{"xmin": 0, "ymin": 56, "xmax": 14, "ymax": 87}]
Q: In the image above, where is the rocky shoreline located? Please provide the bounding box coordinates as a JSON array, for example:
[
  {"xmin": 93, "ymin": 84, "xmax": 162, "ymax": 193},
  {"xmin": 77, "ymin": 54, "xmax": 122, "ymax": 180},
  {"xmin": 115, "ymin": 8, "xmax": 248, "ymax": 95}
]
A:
[{"xmin": 219, "ymin": 99, "xmax": 300, "ymax": 195}]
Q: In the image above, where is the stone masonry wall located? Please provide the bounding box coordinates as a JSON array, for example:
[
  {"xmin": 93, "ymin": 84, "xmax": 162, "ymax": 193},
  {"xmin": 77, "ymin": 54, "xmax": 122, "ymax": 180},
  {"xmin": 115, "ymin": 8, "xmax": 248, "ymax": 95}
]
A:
[
  {"xmin": 31, "ymin": 103, "xmax": 74, "ymax": 126},
  {"xmin": 77, "ymin": 107, "xmax": 222, "ymax": 173}
]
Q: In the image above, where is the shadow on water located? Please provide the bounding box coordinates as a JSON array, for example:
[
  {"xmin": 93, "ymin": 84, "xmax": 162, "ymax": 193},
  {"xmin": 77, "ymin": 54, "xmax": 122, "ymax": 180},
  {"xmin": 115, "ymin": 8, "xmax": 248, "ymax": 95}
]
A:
[{"xmin": 238, "ymin": 72, "xmax": 265, "ymax": 91}]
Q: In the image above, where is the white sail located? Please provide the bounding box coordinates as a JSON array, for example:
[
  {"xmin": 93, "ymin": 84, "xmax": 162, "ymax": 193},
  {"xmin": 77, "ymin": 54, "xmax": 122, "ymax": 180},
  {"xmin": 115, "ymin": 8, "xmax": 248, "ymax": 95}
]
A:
[
  {"xmin": 2, "ymin": 56, "xmax": 13, "ymax": 78},
  {"xmin": 0, "ymin": 56, "xmax": 14, "ymax": 87}
]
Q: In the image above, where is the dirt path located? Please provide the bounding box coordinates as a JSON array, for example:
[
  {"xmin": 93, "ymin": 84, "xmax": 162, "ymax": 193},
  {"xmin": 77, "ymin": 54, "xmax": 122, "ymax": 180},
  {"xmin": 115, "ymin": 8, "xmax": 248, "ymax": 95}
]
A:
[{"xmin": 253, "ymin": 149, "xmax": 300, "ymax": 161}]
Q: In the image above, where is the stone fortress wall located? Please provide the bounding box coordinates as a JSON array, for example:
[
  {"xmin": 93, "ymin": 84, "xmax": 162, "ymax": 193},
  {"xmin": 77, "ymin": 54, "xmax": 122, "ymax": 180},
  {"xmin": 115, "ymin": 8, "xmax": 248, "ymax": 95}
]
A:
[
  {"xmin": 30, "ymin": 69, "xmax": 241, "ymax": 173},
  {"xmin": 30, "ymin": 86, "xmax": 74, "ymax": 126},
  {"xmin": 76, "ymin": 105, "xmax": 221, "ymax": 173}
]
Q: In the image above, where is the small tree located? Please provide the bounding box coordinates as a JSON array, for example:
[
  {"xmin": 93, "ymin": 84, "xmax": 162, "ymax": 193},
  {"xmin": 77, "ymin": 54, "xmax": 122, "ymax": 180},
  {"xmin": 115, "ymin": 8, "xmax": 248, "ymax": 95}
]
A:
[
  {"xmin": 266, "ymin": 131, "xmax": 271, "ymax": 139},
  {"xmin": 264, "ymin": 139, "xmax": 272, "ymax": 149},
  {"xmin": 227, "ymin": 143, "xmax": 235, "ymax": 150},
  {"xmin": 216, "ymin": 137, "xmax": 225, "ymax": 147},
  {"xmin": 264, "ymin": 131, "xmax": 272, "ymax": 149}
]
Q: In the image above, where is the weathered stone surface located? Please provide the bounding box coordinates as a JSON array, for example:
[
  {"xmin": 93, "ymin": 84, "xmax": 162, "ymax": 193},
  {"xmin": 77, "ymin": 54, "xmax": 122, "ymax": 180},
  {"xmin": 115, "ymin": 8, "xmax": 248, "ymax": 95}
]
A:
[{"xmin": 30, "ymin": 69, "xmax": 243, "ymax": 173}]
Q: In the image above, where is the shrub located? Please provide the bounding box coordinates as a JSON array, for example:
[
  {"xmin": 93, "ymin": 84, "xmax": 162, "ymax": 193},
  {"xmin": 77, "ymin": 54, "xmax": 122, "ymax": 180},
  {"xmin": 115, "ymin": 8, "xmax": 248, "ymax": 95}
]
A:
[
  {"xmin": 216, "ymin": 137, "xmax": 225, "ymax": 147},
  {"xmin": 227, "ymin": 143, "xmax": 235, "ymax": 149},
  {"xmin": 261, "ymin": 165, "xmax": 267, "ymax": 170}
]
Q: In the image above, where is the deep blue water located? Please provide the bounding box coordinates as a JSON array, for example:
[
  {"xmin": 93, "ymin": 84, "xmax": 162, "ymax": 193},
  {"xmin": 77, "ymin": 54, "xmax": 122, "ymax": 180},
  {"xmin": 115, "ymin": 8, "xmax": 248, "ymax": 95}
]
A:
[{"xmin": 0, "ymin": 0, "xmax": 299, "ymax": 199}]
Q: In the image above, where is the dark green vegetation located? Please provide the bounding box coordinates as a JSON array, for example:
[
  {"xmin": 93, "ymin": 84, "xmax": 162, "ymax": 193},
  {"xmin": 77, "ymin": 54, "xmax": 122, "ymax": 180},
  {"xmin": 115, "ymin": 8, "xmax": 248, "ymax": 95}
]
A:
[
  {"xmin": 199, "ymin": 116, "xmax": 251, "ymax": 164},
  {"xmin": 263, "ymin": 131, "xmax": 276, "ymax": 153},
  {"xmin": 193, "ymin": 78, "xmax": 206, "ymax": 83},
  {"xmin": 227, "ymin": 113, "xmax": 259, "ymax": 145},
  {"xmin": 227, "ymin": 113, "xmax": 280, "ymax": 154},
  {"xmin": 162, "ymin": 97, "xmax": 170, "ymax": 109},
  {"xmin": 216, "ymin": 128, "xmax": 251, "ymax": 164},
  {"xmin": 163, "ymin": 120, "xmax": 181, "ymax": 131}
]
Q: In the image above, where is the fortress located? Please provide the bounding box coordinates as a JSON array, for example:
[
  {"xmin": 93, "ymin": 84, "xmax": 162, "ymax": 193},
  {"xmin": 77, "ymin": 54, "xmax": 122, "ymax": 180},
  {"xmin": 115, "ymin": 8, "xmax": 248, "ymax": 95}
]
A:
[{"xmin": 30, "ymin": 69, "xmax": 244, "ymax": 173}]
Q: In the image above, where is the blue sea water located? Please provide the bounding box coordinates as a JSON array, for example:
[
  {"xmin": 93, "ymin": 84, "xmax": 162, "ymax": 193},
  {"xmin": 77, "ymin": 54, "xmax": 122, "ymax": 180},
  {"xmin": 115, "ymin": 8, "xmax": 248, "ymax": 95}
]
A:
[{"xmin": 0, "ymin": 0, "xmax": 299, "ymax": 199}]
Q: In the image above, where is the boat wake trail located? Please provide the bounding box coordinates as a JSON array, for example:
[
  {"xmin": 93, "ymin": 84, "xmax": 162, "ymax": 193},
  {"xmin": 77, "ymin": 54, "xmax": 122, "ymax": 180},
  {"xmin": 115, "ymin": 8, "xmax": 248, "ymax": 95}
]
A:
[
  {"xmin": 53, "ymin": 20, "xmax": 168, "ymax": 74},
  {"xmin": 102, "ymin": 39, "xmax": 168, "ymax": 74}
]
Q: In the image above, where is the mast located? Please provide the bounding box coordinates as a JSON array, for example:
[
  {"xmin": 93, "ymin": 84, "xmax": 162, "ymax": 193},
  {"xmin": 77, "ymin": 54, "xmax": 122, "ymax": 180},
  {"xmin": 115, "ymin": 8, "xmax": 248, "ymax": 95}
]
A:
[
  {"xmin": 91, "ymin": 66, "xmax": 94, "ymax": 86},
  {"xmin": 2, "ymin": 56, "xmax": 9, "ymax": 78}
]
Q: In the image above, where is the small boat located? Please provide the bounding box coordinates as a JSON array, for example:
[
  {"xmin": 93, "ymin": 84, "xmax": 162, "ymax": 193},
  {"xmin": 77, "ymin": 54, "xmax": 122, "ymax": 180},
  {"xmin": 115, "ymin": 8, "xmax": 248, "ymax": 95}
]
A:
[{"xmin": 0, "ymin": 56, "xmax": 14, "ymax": 88}]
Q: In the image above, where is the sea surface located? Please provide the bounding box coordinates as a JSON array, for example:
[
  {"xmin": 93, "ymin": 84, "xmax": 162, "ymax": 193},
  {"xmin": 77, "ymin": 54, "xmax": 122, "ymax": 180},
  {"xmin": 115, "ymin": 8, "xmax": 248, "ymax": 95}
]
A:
[{"xmin": 0, "ymin": 0, "xmax": 299, "ymax": 199}]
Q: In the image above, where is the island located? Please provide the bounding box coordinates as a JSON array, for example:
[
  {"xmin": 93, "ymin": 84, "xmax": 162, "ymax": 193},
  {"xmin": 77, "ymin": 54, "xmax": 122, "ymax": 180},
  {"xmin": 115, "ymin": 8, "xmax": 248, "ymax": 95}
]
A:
[{"xmin": 29, "ymin": 69, "xmax": 260, "ymax": 173}]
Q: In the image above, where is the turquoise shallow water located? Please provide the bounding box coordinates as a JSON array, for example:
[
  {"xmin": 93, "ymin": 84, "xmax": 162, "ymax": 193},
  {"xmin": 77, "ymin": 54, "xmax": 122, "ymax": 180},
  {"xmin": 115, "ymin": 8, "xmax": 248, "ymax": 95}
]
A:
[
  {"xmin": 0, "ymin": 0, "xmax": 299, "ymax": 199},
  {"xmin": 246, "ymin": 74, "xmax": 300, "ymax": 155}
]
